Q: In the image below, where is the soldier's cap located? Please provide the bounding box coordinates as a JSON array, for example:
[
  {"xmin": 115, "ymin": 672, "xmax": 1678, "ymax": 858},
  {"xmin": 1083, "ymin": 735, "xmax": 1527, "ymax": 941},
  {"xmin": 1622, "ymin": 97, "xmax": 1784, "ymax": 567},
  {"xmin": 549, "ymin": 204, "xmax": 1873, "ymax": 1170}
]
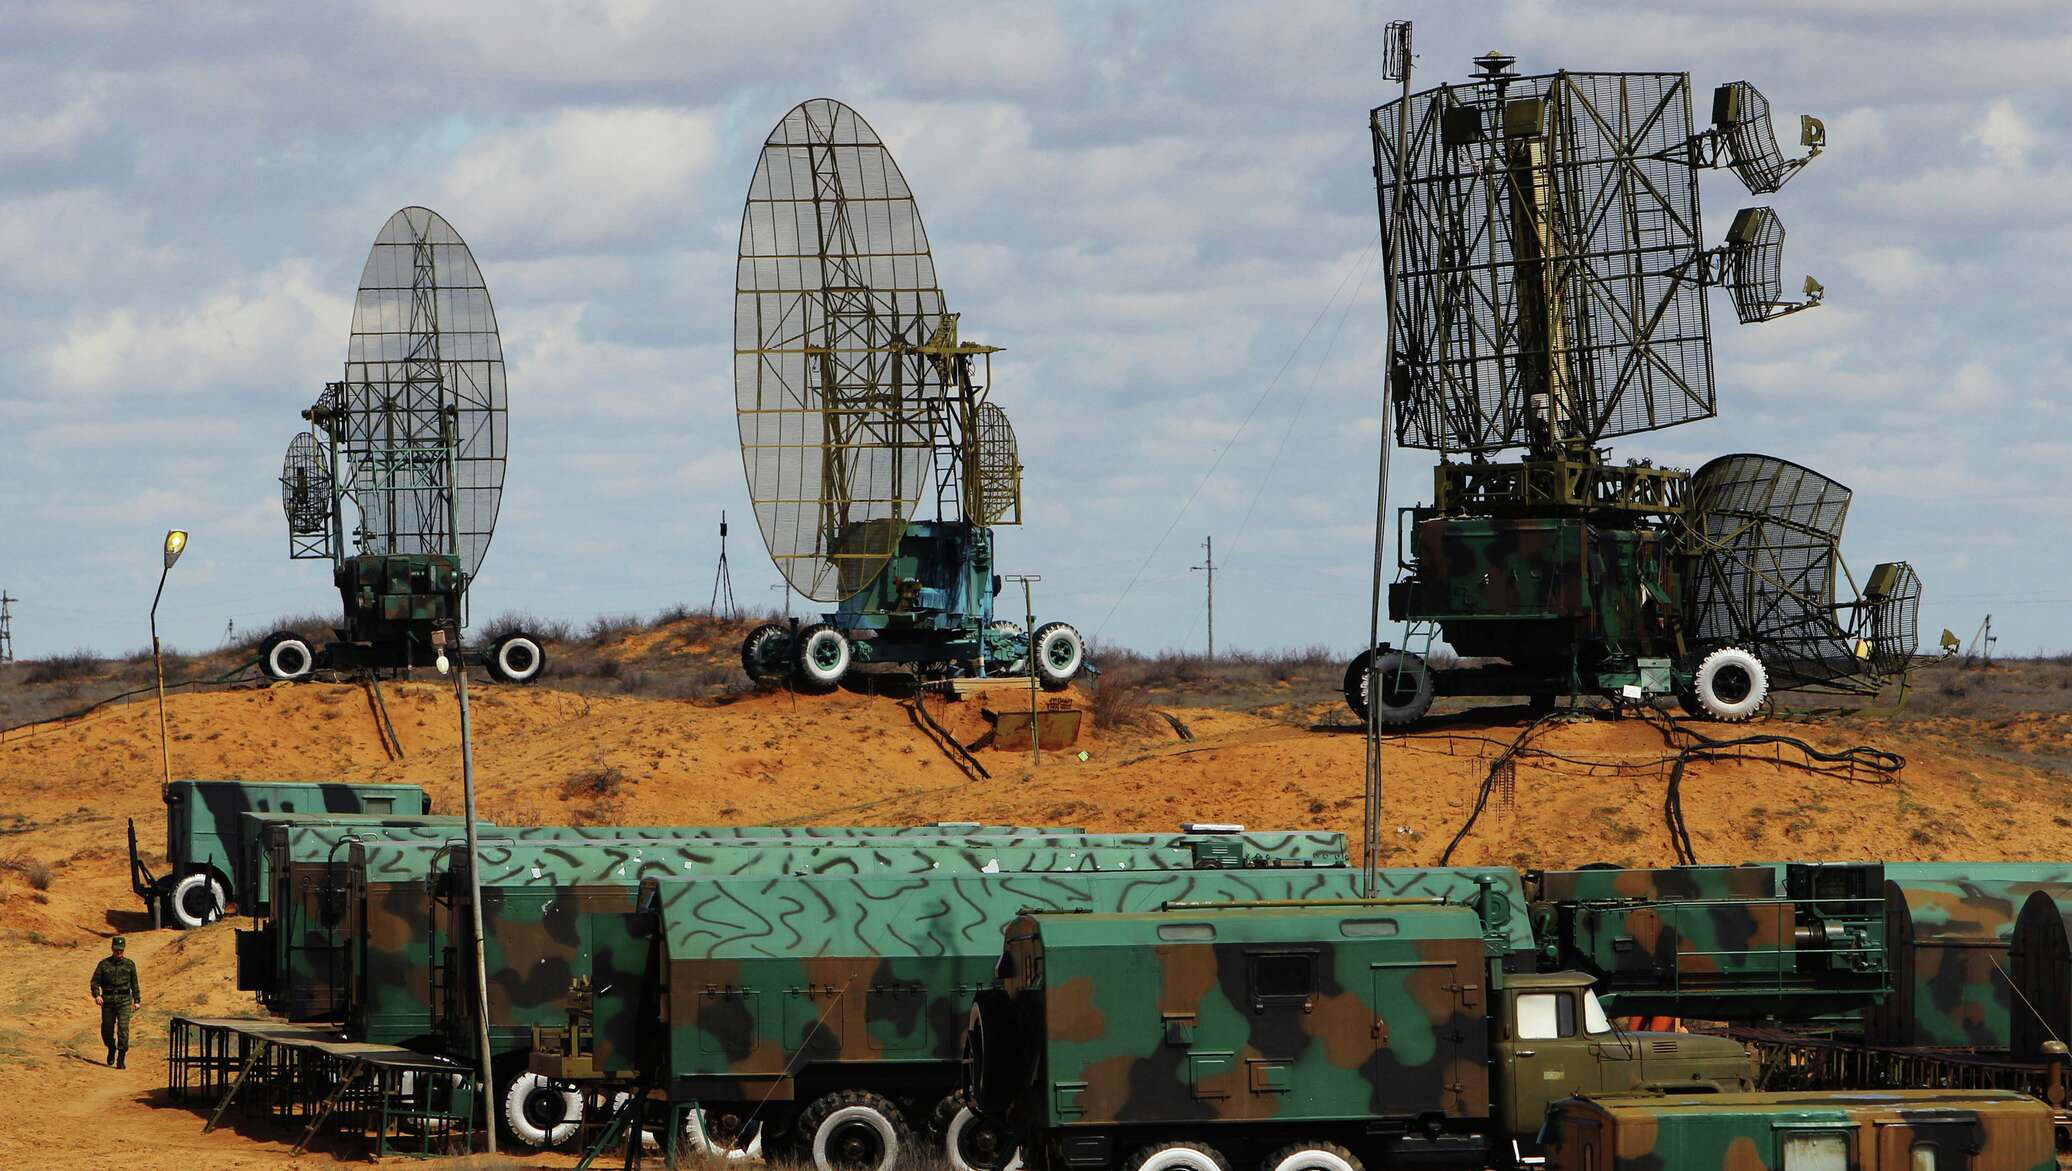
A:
[{"xmin": 112, "ymin": 936, "xmax": 126, "ymax": 949}]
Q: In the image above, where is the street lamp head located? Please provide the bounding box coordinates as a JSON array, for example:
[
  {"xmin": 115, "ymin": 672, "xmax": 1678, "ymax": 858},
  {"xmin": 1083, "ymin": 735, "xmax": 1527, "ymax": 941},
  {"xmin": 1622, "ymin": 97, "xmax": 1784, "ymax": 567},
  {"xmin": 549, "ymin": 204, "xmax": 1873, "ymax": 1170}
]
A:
[{"xmin": 163, "ymin": 529, "xmax": 188, "ymax": 569}]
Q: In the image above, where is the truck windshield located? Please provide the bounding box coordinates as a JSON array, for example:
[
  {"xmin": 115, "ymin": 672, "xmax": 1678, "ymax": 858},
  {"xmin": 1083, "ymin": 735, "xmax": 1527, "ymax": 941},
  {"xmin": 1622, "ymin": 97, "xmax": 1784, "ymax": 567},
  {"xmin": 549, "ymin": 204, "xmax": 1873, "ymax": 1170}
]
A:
[{"xmin": 1582, "ymin": 989, "xmax": 1613, "ymax": 1034}]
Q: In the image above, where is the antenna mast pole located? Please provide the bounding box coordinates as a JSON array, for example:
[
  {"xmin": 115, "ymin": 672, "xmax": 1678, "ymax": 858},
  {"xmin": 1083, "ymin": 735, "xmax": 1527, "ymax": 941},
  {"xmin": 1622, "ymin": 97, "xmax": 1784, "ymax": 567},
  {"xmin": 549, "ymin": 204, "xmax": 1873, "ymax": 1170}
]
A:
[
  {"xmin": 712, "ymin": 512, "xmax": 738, "ymax": 618},
  {"xmin": 1364, "ymin": 19, "xmax": 1414, "ymax": 899},
  {"xmin": 1191, "ymin": 537, "xmax": 1215, "ymax": 659},
  {"xmin": 0, "ymin": 592, "xmax": 14, "ymax": 664}
]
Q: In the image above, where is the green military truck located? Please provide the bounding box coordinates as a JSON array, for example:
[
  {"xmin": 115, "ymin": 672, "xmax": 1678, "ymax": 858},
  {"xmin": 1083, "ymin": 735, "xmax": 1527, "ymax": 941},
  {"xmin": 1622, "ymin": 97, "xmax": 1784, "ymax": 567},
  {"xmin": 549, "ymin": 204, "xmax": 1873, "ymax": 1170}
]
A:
[
  {"xmin": 971, "ymin": 901, "xmax": 1755, "ymax": 1171},
  {"xmin": 1538, "ymin": 1090, "xmax": 2057, "ymax": 1171},
  {"xmin": 126, "ymin": 779, "xmax": 431, "ymax": 928}
]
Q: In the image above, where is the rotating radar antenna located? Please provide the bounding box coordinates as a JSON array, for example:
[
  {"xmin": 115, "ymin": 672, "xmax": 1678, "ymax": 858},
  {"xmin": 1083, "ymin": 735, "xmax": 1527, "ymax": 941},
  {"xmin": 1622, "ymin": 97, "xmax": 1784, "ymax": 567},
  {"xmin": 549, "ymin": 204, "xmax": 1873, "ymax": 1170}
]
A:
[
  {"xmin": 265, "ymin": 207, "xmax": 545, "ymax": 684},
  {"xmin": 732, "ymin": 99, "xmax": 1078, "ymax": 693}
]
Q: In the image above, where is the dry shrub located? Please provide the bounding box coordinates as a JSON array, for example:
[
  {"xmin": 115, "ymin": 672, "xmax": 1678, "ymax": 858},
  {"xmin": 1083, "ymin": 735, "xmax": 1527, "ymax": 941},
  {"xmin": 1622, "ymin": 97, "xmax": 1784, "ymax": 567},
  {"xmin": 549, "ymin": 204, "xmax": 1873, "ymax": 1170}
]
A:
[
  {"xmin": 22, "ymin": 651, "xmax": 99, "ymax": 685},
  {"xmin": 559, "ymin": 764, "xmax": 625, "ymax": 802},
  {"xmin": 0, "ymin": 854, "xmax": 53, "ymax": 890},
  {"xmin": 1089, "ymin": 677, "xmax": 1158, "ymax": 732}
]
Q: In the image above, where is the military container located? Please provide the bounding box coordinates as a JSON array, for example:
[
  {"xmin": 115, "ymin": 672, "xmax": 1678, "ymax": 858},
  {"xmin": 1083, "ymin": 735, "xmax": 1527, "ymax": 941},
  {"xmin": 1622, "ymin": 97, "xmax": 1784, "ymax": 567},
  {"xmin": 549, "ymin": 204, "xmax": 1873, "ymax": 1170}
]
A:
[
  {"xmin": 1868, "ymin": 876, "xmax": 2072, "ymax": 1049},
  {"xmin": 548, "ymin": 867, "xmax": 1533, "ymax": 1169},
  {"xmin": 126, "ymin": 779, "xmax": 431, "ymax": 929},
  {"xmin": 974, "ymin": 901, "xmax": 1754, "ymax": 1171},
  {"xmin": 1526, "ymin": 864, "xmax": 1781, "ymax": 906},
  {"xmin": 2009, "ymin": 889, "xmax": 2072, "ymax": 1063},
  {"xmin": 1539, "ymin": 1090, "xmax": 2056, "ymax": 1171},
  {"xmin": 233, "ymin": 809, "xmax": 468, "ymax": 920}
]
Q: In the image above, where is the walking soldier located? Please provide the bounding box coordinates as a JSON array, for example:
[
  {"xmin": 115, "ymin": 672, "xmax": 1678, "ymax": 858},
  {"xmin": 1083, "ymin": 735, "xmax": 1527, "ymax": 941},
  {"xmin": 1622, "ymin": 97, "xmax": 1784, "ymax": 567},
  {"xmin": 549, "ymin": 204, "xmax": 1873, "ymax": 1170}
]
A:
[{"xmin": 91, "ymin": 936, "xmax": 142, "ymax": 1068}]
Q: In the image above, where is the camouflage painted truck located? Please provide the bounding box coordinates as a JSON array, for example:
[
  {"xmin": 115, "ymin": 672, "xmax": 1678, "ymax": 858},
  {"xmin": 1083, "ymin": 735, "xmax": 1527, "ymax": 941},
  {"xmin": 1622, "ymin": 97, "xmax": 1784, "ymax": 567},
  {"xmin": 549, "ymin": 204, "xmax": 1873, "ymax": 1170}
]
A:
[
  {"xmin": 1538, "ymin": 1089, "xmax": 2058, "ymax": 1171},
  {"xmin": 970, "ymin": 901, "xmax": 1757, "ymax": 1171},
  {"xmin": 531, "ymin": 865, "xmax": 1535, "ymax": 1170},
  {"xmin": 346, "ymin": 829, "xmax": 1348, "ymax": 1148},
  {"xmin": 126, "ymin": 778, "xmax": 431, "ymax": 928}
]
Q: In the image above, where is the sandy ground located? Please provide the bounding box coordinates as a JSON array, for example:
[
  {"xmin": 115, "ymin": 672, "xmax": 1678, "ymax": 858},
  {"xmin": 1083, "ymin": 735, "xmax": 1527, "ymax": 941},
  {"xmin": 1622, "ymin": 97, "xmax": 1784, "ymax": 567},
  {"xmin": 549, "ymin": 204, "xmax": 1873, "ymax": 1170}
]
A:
[{"xmin": 0, "ymin": 679, "xmax": 2067, "ymax": 1167}]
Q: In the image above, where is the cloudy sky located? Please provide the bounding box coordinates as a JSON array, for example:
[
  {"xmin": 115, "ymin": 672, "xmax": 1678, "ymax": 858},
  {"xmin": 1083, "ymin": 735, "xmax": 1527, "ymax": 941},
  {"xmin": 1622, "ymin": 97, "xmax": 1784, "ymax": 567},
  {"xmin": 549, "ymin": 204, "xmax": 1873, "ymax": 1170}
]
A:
[{"xmin": 3, "ymin": 0, "xmax": 2067, "ymax": 663}]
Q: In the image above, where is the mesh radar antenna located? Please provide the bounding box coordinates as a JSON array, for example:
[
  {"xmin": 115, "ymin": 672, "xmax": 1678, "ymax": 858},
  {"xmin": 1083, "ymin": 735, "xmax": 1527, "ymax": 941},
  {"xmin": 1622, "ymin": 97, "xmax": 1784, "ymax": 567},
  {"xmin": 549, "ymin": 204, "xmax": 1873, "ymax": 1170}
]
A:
[
  {"xmin": 732, "ymin": 99, "xmax": 1083, "ymax": 692},
  {"xmin": 1346, "ymin": 43, "xmax": 1918, "ymax": 728},
  {"xmin": 262, "ymin": 207, "xmax": 546, "ymax": 685}
]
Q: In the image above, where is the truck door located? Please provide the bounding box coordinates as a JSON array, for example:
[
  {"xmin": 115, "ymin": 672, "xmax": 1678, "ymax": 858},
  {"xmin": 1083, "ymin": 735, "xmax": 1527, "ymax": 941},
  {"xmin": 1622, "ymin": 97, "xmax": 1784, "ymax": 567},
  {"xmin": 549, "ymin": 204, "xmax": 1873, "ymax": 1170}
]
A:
[
  {"xmin": 1504, "ymin": 988, "xmax": 1586, "ymax": 1135},
  {"xmin": 1370, "ymin": 948, "xmax": 1485, "ymax": 1121},
  {"xmin": 1874, "ymin": 1119, "xmax": 1980, "ymax": 1170}
]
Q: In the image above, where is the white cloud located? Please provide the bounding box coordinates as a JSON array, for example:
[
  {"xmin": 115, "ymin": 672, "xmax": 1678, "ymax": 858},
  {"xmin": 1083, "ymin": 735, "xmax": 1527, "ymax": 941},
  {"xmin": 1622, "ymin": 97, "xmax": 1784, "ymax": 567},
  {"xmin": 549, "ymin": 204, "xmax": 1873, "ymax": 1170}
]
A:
[
  {"xmin": 0, "ymin": 95, "xmax": 101, "ymax": 162},
  {"xmin": 1969, "ymin": 98, "xmax": 2036, "ymax": 167},
  {"xmin": 1937, "ymin": 360, "xmax": 2004, "ymax": 408},
  {"xmin": 1841, "ymin": 246, "xmax": 1944, "ymax": 296},
  {"xmin": 432, "ymin": 107, "xmax": 722, "ymax": 251}
]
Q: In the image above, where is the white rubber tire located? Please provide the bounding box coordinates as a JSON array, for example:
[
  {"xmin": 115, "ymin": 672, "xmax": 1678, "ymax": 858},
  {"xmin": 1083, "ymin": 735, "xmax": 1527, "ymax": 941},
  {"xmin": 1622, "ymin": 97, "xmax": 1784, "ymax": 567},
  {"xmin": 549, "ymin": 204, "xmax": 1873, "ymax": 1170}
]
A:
[
  {"xmin": 503, "ymin": 1072, "xmax": 581, "ymax": 1148},
  {"xmin": 606, "ymin": 1091, "xmax": 660, "ymax": 1149},
  {"xmin": 263, "ymin": 635, "xmax": 315, "ymax": 682},
  {"xmin": 169, "ymin": 872, "xmax": 225, "ymax": 929},
  {"xmin": 492, "ymin": 634, "xmax": 546, "ymax": 684},
  {"xmin": 795, "ymin": 625, "xmax": 852, "ymax": 690},
  {"xmin": 1262, "ymin": 1145, "xmax": 1363, "ymax": 1171},
  {"xmin": 1693, "ymin": 646, "xmax": 1769, "ymax": 722},
  {"xmin": 943, "ymin": 1103, "xmax": 1023, "ymax": 1171},
  {"xmin": 809, "ymin": 1101, "xmax": 904, "ymax": 1171},
  {"xmin": 398, "ymin": 1070, "xmax": 462, "ymax": 1133},
  {"xmin": 1032, "ymin": 622, "xmax": 1084, "ymax": 689},
  {"xmin": 1127, "ymin": 1143, "xmax": 1232, "ymax": 1171},
  {"xmin": 683, "ymin": 1106, "xmax": 762, "ymax": 1160}
]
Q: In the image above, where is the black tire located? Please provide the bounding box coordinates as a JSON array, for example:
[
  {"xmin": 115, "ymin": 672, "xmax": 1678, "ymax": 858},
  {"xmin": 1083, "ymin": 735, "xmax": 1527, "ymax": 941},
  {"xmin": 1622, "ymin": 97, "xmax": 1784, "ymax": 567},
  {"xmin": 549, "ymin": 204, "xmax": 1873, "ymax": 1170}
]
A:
[
  {"xmin": 1674, "ymin": 688, "xmax": 1705, "ymax": 719},
  {"xmin": 1124, "ymin": 1142, "xmax": 1233, "ymax": 1171},
  {"xmin": 1260, "ymin": 1143, "xmax": 1365, "ymax": 1171},
  {"xmin": 797, "ymin": 1089, "xmax": 912, "ymax": 1171},
  {"xmin": 794, "ymin": 623, "xmax": 852, "ymax": 691},
  {"xmin": 259, "ymin": 631, "xmax": 315, "ymax": 682},
  {"xmin": 488, "ymin": 632, "xmax": 546, "ymax": 684},
  {"xmin": 168, "ymin": 871, "xmax": 225, "ymax": 929},
  {"xmin": 741, "ymin": 623, "xmax": 790, "ymax": 683},
  {"xmin": 1693, "ymin": 645, "xmax": 1768, "ymax": 722},
  {"xmin": 1343, "ymin": 649, "xmax": 1435, "ymax": 726},
  {"xmin": 1527, "ymin": 693, "xmax": 1557, "ymax": 714},
  {"xmin": 931, "ymin": 1092, "xmax": 1021, "ymax": 1171},
  {"xmin": 1031, "ymin": 622, "xmax": 1084, "ymax": 690},
  {"xmin": 684, "ymin": 1105, "xmax": 763, "ymax": 1159}
]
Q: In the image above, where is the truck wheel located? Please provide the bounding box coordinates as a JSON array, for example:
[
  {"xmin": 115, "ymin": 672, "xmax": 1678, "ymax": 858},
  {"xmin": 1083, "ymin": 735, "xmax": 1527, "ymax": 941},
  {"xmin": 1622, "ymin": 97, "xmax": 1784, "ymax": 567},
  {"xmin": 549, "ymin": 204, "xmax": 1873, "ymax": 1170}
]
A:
[
  {"xmin": 1693, "ymin": 646, "xmax": 1768, "ymax": 722},
  {"xmin": 502, "ymin": 1072, "xmax": 580, "ymax": 1148},
  {"xmin": 684, "ymin": 1105, "xmax": 762, "ymax": 1159},
  {"xmin": 798, "ymin": 1089, "xmax": 911, "ymax": 1171},
  {"xmin": 794, "ymin": 624, "xmax": 852, "ymax": 691},
  {"xmin": 1344, "ymin": 649, "xmax": 1435, "ymax": 726},
  {"xmin": 1032, "ymin": 622, "xmax": 1085, "ymax": 689},
  {"xmin": 168, "ymin": 872, "xmax": 225, "ymax": 928},
  {"xmin": 260, "ymin": 632, "xmax": 315, "ymax": 681},
  {"xmin": 1261, "ymin": 1144, "xmax": 1365, "ymax": 1171},
  {"xmin": 489, "ymin": 632, "xmax": 547, "ymax": 684},
  {"xmin": 604, "ymin": 1091, "xmax": 659, "ymax": 1149},
  {"xmin": 1126, "ymin": 1142, "xmax": 1232, "ymax": 1171},
  {"xmin": 741, "ymin": 623, "xmax": 790, "ymax": 683},
  {"xmin": 930, "ymin": 1092, "xmax": 1022, "ymax": 1171}
]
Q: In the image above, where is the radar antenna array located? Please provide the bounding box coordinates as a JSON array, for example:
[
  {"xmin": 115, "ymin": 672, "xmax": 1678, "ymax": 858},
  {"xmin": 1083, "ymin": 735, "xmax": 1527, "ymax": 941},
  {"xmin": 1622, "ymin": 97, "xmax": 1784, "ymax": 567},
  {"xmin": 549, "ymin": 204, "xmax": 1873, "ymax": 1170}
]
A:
[{"xmin": 281, "ymin": 431, "xmax": 334, "ymax": 549}]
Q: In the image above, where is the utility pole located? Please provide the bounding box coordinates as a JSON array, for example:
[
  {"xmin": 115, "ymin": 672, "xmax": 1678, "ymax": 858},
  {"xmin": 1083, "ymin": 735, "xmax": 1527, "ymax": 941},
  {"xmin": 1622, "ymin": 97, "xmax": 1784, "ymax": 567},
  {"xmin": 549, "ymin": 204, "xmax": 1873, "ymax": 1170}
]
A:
[
  {"xmin": 711, "ymin": 511, "xmax": 737, "ymax": 618},
  {"xmin": 1191, "ymin": 537, "xmax": 1215, "ymax": 659},
  {"xmin": 0, "ymin": 592, "xmax": 14, "ymax": 663},
  {"xmin": 1005, "ymin": 574, "xmax": 1042, "ymax": 769}
]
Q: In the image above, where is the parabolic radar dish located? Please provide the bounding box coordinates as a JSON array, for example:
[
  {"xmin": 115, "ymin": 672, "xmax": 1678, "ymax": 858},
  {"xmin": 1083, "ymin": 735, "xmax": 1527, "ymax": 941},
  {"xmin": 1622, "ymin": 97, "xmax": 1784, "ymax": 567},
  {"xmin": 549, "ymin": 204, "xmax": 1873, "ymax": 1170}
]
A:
[
  {"xmin": 973, "ymin": 402, "xmax": 1022, "ymax": 527},
  {"xmin": 318, "ymin": 206, "xmax": 507, "ymax": 580},
  {"xmin": 734, "ymin": 98, "xmax": 948, "ymax": 602},
  {"xmin": 280, "ymin": 431, "xmax": 332, "ymax": 537}
]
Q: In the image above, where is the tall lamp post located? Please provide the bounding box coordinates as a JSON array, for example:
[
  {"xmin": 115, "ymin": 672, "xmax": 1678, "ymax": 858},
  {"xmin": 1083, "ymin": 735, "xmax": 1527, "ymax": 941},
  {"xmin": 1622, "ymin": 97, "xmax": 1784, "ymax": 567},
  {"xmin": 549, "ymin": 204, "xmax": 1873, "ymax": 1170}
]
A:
[{"xmin": 151, "ymin": 530, "xmax": 188, "ymax": 787}]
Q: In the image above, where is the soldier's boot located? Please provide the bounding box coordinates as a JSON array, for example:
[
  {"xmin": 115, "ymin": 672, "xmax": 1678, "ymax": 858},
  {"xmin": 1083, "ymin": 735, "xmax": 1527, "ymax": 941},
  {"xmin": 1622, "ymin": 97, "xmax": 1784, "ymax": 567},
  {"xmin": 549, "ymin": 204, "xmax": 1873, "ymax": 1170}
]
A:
[
  {"xmin": 105, "ymin": 1046, "xmax": 115, "ymax": 1066},
  {"xmin": 116, "ymin": 1049, "xmax": 126, "ymax": 1069}
]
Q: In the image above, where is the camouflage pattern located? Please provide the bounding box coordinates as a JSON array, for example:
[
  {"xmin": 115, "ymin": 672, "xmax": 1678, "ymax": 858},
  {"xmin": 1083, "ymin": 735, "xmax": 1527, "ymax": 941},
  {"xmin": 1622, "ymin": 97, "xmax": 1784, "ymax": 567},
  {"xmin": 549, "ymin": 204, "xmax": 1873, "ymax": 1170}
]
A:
[
  {"xmin": 153, "ymin": 779, "xmax": 429, "ymax": 906},
  {"xmin": 2008, "ymin": 889, "xmax": 2072, "ymax": 1062},
  {"xmin": 341, "ymin": 830, "xmax": 1363, "ymax": 1056},
  {"xmin": 604, "ymin": 866, "xmax": 1529, "ymax": 1143},
  {"xmin": 1870, "ymin": 876, "xmax": 2072, "ymax": 1049},
  {"xmin": 1539, "ymin": 1090, "xmax": 2056, "ymax": 1171},
  {"xmin": 976, "ymin": 903, "xmax": 1754, "ymax": 1171},
  {"xmin": 1527, "ymin": 865, "xmax": 1780, "ymax": 906},
  {"xmin": 235, "ymin": 811, "xmax": 465, "ymax": 918}
]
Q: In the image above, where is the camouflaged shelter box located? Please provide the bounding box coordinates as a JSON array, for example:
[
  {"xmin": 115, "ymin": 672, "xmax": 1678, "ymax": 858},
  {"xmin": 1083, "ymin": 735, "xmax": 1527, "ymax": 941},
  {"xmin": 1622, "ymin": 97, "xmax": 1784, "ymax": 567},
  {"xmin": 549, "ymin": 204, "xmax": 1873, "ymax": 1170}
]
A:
[
  {"xmin": 1540, "ymin": 1090, "xmax": 2056, "ymax": 1171},
  {"xmin": 153, "ymin": 780, "xmax": 430, "ymax": 905},
  {"xmin": 2009, "ymin": 889, "xmax": 2072, "ymax": 1063},
  {"xmin": 1870, "ymin": 876, "xmax": 2072, "ymax": 1049}
]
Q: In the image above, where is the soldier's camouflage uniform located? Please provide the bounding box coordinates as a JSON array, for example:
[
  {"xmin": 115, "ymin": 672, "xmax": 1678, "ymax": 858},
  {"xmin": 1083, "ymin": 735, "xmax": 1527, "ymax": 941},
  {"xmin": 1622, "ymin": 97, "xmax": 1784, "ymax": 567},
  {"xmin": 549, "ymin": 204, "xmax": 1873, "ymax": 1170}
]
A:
[{"xmin": 91, "ymin": 948, "xmax": 142, "ymax": 1066}]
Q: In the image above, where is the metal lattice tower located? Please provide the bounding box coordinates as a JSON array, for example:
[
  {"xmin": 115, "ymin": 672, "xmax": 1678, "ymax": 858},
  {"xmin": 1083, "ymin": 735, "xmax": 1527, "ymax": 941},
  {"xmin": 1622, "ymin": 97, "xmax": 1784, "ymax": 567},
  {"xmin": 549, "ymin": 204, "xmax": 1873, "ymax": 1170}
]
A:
[{"xmin": 0, "ymin": 592, "xmax": 14, "ymax": 664}]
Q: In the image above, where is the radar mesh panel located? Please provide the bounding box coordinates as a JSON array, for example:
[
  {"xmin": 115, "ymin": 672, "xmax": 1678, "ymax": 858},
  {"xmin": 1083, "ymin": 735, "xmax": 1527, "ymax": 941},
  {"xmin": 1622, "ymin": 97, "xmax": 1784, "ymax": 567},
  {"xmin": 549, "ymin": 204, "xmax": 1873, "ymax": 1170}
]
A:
[
  {"xmin": 973, "ymin": 403, "xmax": 1021, "ymax": 526},
  {"xmin": 1686, "ymin": 454, "xmax": 1875, "ymax": 689},
  {"xmin": 1374, "ymin": 71, "xmax": 1714, "ymax": 453},
  {"xmin": 280, "ymin": 432, "xmax": 331, "ymax": 536},
  {"xmin": 736, "ymin": 99, "xmax": 945, "ymax": 601},
  {"xmin": 327, "ymin": 207, "xmax": 506, "ymax": 578}
]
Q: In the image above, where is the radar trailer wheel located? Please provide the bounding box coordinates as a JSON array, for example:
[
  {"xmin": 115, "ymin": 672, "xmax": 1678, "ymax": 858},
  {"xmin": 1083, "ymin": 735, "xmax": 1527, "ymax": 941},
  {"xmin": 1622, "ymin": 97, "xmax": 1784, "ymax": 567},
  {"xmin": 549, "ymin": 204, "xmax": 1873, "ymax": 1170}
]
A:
[
  {"xmin": 259, "ymin": 632, "xmax": 315, "ymax": 682},
  {"xmin": 741, "ymin": 623, "xmax": 790, "ymax": 683},
  {"xmin": 168, "ymin": 872, "xmax": 225, "ymax": 929},
  {"xmin": 931, "ymin": 1092, "xmax": 1021, "ymax": 1171},
  {"xmin": 1261, "ymin": 1143, "xmax": 1365, "ymax": 1171},
  {"xmin": 502, "ymin": 1072, "xmax": 580, "ymax": 1148},
  {"xmin": 1124, "ymin": 1142, "xmax": 1233, "ymax": 1171},
  {"xmin": 1342, "ymin": 648, "xmax": 1436, "ymax": 726},
  {"xmin": 1032, "ymin": 622, "xmax": 1084, "ymax": 690},
  {"xmin": 794, "ymin": 623, "xmax": 851, "ymax": 691},
  {"xmin": 487, "ymin": 631, "xmax": 546, "ymax": 683},
  {"xmin": 798, "ymin": 1089, "xmax": 911, "ymax": 1171},
  {"xmin": 1693, "ymin": 645, "xmax": 1769, "ymax": 722}
]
